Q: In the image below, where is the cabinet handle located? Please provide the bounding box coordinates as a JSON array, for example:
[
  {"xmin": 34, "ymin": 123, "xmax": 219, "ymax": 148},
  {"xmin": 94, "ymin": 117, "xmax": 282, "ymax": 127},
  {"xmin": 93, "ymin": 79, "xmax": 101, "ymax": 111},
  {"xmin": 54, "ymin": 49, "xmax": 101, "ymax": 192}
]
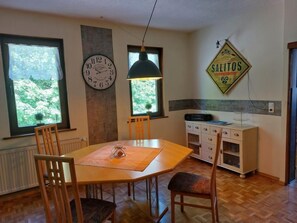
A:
[
  {"xmin": 203, "ymin": 128, "xmax": 208, "ymax": 131},
  {"xmin": 208, "ymin": 156, "xmax": 212, "ymax": 160},
  {"xmin": 208, "ymin": 147, "xmax": 212, "ymax": 150},
  {"xmin": 195, "ymin": 127, "xmax": 199, "ymax": 129},
  {"xmin": 213, "ymin": 129, "xmax": 217, "ymax": 133},
  {"xmin": 234, "ymin": 133, "xmax": 239, "ymax": 137},
  {"xmin": 223, "ymin": 131, "xmax": 228, "ymax": 135},
  {"xmin": 208, "ymin": 138, "xmax": 212, "ymax": 141}
]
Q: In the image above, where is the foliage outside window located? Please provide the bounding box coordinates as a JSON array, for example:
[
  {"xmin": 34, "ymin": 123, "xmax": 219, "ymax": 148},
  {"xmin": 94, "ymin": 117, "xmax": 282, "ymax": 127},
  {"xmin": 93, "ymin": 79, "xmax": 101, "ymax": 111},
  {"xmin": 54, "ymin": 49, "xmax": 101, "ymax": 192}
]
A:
[
  {"xmin": 128, "ymin": 45, "xmax": 164, "ymax": 117},
  {"xmin": 0, "ymin": 34, "xmax": 69, "ymax": 136}
]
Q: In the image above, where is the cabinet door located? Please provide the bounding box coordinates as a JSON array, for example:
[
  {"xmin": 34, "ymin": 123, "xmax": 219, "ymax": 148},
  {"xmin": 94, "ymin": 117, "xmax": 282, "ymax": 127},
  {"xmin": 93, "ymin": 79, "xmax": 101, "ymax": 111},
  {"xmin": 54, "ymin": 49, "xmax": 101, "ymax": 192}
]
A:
[
  {"xmin": 187, "ymin": 132, "xmax": 202, "ymax": 159},
  {"xmin": 220, "ymin": 137, "xmax": 242, "ymax": 172}
]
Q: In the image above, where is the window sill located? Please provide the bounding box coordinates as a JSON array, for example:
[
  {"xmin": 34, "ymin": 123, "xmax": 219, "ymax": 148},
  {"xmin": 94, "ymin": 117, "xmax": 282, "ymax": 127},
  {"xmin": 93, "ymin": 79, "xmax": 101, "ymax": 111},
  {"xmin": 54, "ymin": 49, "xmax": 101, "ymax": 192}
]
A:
[
  {"xmin": 126, "ymin": 115, "xmax": 168, "ymax": 123},
  {"xmin": 2, "ymin": 128, "xmax": 77, "ymax": 140},
  {"xmin": 150, "ymin": 115, "xmax": 169, "ymax": 120}
]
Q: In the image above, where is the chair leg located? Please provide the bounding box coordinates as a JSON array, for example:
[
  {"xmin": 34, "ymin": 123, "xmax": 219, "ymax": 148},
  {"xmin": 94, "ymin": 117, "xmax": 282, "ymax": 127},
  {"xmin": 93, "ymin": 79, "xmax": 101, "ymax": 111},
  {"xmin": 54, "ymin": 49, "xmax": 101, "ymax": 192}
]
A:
[
  {"xmin": 211, "ymin": 196, "xmax": 216, "ymax": 223},
  {"xmin": 111, "ymin": 210, "xmax": 116, "ymax": 223},
  {"xmin": 215, "ymin": 197, "xmax": 219, "ymax": 223},
  {"xmin": 171, "ymin": 192, "xmax": 176, "ymax": 223},
  {"xmin": 180, "ymin": 194, "xmax": 184, "ymax": 212}
]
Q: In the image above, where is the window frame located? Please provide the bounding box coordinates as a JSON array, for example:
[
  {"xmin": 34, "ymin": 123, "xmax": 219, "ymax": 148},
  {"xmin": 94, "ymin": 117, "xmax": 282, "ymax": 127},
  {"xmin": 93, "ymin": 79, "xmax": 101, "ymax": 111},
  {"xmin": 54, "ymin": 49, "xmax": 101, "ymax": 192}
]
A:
[
  {"xmin": 0, "ymin": 34, "xmax": 70, "ymax": 136},
  {"xmin": 127, "ymin": 45, "xmax": 164, "ymax": 118}
]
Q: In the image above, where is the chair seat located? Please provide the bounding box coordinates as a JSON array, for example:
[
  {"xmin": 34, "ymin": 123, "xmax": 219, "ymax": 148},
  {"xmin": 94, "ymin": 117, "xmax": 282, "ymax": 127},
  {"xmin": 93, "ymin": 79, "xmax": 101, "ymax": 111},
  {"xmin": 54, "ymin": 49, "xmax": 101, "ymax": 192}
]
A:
[
  {"xmin": 71, "ymin": 198, "xmax": 116, "ymax": 222},
  {"xmin": 168, "ymin": 172, "xmax": 210, "ymax": 195}
]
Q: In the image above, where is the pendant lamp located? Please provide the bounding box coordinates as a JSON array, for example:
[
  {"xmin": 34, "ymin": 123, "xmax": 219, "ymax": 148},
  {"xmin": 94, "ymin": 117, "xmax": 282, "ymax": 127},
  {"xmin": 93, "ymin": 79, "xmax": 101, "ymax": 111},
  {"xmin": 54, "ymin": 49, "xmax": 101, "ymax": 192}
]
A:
[{"xmin": 127, "ymin": 0, "xmax": 162, "ymax": 80}]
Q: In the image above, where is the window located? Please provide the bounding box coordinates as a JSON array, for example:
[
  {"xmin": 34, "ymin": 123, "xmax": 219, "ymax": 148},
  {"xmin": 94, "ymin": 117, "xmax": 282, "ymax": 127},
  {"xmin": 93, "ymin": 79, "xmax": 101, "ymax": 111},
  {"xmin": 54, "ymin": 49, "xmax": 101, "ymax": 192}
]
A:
[
  {"xmin": 0, "ymin": 34, "xmax": 70, "ymax": 136},
  {"xmin": 128, "ymin": 45, "xmax": 164, "ymax": 117}
]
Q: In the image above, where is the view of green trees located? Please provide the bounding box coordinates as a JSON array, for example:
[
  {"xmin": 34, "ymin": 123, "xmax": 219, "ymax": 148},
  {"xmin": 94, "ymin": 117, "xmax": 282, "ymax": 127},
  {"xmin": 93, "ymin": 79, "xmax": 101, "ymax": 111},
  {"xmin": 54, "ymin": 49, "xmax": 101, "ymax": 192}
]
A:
[
  {"xmin": 131, "ymin": 80, "xmax": 157, "ymax": 114},
  {"xmin": 8, "ymin": 44, "xmax": 62, "ymax": 127},
  {"xmin": 14, "ymin": 78, "xmax": 61, "ymax": 127}
]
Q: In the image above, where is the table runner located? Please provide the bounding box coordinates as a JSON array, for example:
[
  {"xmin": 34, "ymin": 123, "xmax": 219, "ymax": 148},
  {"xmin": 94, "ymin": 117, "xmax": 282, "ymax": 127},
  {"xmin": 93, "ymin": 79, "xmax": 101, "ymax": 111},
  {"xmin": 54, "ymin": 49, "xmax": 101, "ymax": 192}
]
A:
[{"xmin": 75, "ymin": 145, "xmax": 161, "ymax": 171}]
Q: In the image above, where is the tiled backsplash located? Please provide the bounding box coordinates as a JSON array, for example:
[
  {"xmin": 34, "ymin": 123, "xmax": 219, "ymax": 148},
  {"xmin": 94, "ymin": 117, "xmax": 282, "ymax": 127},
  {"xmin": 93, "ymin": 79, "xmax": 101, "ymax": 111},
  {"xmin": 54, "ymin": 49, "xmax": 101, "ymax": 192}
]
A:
[{"xmin": 169, "ymin": 99, "xmax": 281, "ymax": 116}]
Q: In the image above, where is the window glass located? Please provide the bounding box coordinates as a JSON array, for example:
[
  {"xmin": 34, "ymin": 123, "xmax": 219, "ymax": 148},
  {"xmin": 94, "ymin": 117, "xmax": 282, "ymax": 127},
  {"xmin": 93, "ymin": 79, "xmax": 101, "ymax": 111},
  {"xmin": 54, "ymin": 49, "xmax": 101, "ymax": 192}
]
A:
[
  {"xmin": 128, "ymin": 46, "xmax": 163, "ymax": 117},
  {"xmin": 1, "ymin": 34, "xmax": 69, "ymax": 136}
]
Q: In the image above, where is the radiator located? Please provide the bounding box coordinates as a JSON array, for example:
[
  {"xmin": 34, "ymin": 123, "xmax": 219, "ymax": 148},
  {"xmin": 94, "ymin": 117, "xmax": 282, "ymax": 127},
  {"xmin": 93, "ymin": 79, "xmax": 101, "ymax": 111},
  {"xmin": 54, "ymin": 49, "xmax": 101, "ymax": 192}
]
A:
[{"xmin": 0, "ymin": 138, "xmax": 87, "ymax": 195}]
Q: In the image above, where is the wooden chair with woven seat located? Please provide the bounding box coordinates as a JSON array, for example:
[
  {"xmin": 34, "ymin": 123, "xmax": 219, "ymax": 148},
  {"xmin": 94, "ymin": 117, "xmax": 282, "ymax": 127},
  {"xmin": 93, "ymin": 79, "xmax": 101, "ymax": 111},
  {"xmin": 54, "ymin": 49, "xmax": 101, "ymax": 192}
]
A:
[
  {"xmin": 34, "ymin": 154, "xmax": 116, "ymax": 223},
  {"xmin": 127, "ymin": 115, "xmax": 151, "ymax": 199},
  {"xmin": 168, "ymin": 132, "xmax": 222, "ymax": 223}
]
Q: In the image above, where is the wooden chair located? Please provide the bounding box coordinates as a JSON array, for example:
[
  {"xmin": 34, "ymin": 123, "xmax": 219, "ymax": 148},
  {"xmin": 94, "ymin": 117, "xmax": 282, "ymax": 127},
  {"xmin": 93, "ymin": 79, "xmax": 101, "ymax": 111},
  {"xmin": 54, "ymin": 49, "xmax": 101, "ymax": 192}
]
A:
[
  {"xmin": 34, "ymin": 124, "xmax": 62, "ymax": 156},
  {"xmin": 127, "ymin": 115, "xmax": 151, "ymax": 199},
  {"xmin": 128, "ymin": 115, "xmax": 151, "ymax": 140},
  {"xmin": 34, "ymin": 154, "xmax": 116, "ymax": 223},
  {"xmin": 168, "ymin": 132, "xmax": 222, "ymax": 223}
]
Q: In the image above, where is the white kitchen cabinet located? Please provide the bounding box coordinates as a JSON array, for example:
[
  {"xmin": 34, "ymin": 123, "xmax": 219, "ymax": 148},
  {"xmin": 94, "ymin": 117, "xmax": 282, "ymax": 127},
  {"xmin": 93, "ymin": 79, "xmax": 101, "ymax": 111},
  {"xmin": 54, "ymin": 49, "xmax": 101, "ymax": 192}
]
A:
[{"xmin": 185, "ymin": 121, "xmax": 258, "ymax": 178}]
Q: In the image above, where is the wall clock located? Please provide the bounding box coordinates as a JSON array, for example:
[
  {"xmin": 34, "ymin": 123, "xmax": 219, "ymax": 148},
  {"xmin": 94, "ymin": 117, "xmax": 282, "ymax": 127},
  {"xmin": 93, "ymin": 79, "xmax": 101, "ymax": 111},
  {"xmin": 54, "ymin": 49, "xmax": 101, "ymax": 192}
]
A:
[{"xmin": 82, "ymin": 54, "xmax": 117, "ymax": 90}]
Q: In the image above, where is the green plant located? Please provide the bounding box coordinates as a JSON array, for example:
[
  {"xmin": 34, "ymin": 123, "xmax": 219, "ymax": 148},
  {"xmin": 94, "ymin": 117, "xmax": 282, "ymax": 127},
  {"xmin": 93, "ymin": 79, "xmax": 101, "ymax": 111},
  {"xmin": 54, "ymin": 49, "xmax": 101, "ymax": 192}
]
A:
[
  {"xmin": 145, "ymin": 102, "xmax": 152, "ymax": 111},
  {"xmin": 34, "ymin": 113, "xmax": 44, "ymax": 124}
]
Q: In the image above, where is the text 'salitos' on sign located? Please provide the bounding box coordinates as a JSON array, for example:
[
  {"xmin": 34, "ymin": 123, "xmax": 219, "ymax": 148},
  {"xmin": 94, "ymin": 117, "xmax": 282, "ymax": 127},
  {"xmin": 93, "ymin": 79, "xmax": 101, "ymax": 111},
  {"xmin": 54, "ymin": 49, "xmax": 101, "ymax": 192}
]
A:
[{"xmin": 206, "ymin": 40, "xmax": 252, "ymax": 94}]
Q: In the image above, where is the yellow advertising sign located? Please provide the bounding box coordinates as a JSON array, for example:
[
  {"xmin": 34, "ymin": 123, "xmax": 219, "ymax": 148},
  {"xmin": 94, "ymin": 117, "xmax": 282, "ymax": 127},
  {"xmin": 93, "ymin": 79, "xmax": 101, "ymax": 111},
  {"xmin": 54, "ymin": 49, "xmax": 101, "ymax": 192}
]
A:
[{"xmin": 206, "ymin": 40, "xmax": 252, "ymax": 94}]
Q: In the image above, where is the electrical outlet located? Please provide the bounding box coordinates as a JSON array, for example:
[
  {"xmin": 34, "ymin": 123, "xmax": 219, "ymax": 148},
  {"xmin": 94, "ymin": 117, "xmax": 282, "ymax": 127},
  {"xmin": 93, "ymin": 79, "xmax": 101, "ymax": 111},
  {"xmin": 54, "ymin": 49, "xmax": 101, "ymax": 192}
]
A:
[{"xmin": 268, "ymin": 102, "xmax": 274, "ymax": 113}]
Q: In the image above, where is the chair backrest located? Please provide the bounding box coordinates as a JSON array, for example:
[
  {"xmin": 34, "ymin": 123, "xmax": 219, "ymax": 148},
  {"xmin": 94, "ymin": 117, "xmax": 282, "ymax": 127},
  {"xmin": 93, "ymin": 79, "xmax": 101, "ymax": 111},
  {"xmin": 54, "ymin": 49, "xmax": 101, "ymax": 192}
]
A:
[
  {"xmin": 34, "ymin": 154, "xmax": 83, "ymax": 223},
  {"xmin": 35, "ymin": 124, "xmax": 62, "ymax": 156},
  {"xmin": 210, "ymin": 132, "xmax": 222, "ymax": 194},
  {"xmin": 128, "ymin": 116, "xmax": 151, "ymax": 140}
]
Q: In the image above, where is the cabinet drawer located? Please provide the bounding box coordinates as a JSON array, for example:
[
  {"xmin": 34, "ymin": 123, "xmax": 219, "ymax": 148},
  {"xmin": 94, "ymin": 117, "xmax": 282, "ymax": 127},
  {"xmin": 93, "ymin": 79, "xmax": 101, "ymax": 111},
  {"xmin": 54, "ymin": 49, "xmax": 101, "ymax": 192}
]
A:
[
  {"xmin": 202, "ymin": 144, "xmax": 215, "ymax": 163},
  {"xmin": 222, "ymin": 128, "xmax": 230, "ymax": 138},
  {"xmin": 186, "ymin": 122, "xmax": 201, "ymax": 134},
  {"xmin": 230, "ymin": 129, "xmax": 242, "ymax": 140},
  {"xmin": 192, "ymin": 123, "xmax": 201, "ymax": 133},
  {"xmin": 202, "ymin": 134, "xmax": 216, "ymax": 144},
  {"xmin": 201, "ymin": 125, "xmax": 210, "ymax": 134},
  {"xmin": 210, "ymin": 126, "xmax": 221, "ymax": 135}
]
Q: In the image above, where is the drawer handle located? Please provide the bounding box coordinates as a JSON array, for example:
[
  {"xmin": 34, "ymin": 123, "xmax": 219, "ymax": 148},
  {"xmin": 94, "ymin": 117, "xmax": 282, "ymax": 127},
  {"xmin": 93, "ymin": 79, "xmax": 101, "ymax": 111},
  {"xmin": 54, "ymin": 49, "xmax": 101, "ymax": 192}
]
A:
[
  {"xmin": 188, "ymin": 125, "xmax": 191, "ymax": 128},
  {"xmin": 223, "ymin": 131, "xmax": 228, "ymax": 135},
  {"xmin": 195, "ymin": 127, "xmax": 199, "ymax": 129},
  {"xmin": 208, "ymin": 138, "xmax": 212, "ymax": 141},
  {"xmin": 208, "ymin": 156, "xmax": 212, "ymax": 159},
  {"xmin": 208, "ymin": 147, "xmax": 212, "ymax": 150},
  {"xmin": 234, "ymin": 133, "xmax": 239, "ymax": 137},
  {"xmin": 213, "ymin": 130, "xmax": 217, "ymax": 133},
  {"xmin": 203, "ymin": 128, "xmax": 208, "ymax": 131}
]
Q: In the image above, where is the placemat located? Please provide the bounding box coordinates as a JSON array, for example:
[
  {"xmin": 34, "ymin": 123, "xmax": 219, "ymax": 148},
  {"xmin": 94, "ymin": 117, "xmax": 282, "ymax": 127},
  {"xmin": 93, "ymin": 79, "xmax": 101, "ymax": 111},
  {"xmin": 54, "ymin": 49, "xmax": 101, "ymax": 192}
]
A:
[{"xmin": 75, "ymin": 145, "xmax": 161, "ymax": 171}]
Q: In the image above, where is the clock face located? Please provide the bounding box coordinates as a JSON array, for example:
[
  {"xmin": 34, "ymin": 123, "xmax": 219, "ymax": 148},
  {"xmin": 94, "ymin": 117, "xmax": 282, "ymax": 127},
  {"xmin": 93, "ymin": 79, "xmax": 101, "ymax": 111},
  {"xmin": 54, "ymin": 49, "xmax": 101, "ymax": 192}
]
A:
[{"xmin": 82, "ymin": 54, "xmax": 117, "ymax": 90}]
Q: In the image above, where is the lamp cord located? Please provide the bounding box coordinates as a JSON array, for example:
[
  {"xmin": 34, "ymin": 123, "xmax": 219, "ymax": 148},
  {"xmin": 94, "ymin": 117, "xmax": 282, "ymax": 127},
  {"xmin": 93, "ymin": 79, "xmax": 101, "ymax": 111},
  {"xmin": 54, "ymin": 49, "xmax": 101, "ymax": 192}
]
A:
[{"xmin": 142, "ymin": 0, "xmax": 158, "ymax": 47}]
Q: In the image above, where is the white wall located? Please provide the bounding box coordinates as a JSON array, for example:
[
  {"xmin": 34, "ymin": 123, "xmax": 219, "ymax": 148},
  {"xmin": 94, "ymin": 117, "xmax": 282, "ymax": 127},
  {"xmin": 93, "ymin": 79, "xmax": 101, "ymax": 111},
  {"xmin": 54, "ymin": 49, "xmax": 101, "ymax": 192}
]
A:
[
  {"xmin": 0, "ymin": 8, "xmax": 190, "ymax": 150},
  {"xmin": 188, "ymin": 2, "xmax": 285, "ymax": 180}
]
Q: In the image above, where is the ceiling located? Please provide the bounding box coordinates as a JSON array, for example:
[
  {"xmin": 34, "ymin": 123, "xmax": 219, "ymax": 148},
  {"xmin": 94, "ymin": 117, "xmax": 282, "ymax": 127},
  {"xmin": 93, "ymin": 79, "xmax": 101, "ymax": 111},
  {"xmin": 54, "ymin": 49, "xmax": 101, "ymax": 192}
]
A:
[{"xmin": 0, "ymin": 0, "xmax": 280, "ymax": 32}]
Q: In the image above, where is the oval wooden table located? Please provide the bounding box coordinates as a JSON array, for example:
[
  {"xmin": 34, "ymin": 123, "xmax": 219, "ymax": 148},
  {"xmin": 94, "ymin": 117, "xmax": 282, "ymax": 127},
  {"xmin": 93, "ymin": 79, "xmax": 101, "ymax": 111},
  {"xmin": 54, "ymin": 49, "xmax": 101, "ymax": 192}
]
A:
[{"xmin": 64, "ymin": 139, "xmax": 193, "ymax": 222}]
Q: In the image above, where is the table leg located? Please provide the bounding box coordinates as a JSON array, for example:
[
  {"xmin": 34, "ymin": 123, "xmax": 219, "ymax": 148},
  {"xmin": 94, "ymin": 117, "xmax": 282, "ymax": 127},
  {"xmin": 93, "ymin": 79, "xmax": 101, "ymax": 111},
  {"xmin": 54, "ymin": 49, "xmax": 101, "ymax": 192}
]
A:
[{"xmin": 136, "ymin": 176, "xmax": 168, "ymax": 222}]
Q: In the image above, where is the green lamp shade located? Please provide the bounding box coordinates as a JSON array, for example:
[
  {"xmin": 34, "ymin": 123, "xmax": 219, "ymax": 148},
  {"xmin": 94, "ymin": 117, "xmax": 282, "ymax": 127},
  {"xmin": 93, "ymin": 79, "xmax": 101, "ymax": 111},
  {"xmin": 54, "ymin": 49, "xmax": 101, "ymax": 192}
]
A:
[{"xmin": 127, "ymin": 51, "xmax": 162, "ymax": 80}]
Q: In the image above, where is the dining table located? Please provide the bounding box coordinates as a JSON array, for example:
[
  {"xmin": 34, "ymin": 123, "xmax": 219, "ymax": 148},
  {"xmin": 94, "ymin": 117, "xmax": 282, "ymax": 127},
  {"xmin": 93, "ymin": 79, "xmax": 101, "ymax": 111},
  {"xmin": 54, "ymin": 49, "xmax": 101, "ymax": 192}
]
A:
[{"xmin": 64, "ymin": 138, "xmax": 193, "ymax": 222}]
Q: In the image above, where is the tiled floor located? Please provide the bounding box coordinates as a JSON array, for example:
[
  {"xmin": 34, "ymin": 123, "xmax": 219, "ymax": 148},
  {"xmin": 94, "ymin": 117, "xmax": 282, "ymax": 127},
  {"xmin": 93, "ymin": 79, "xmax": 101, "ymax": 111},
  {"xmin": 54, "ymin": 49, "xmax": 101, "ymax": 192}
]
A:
[{"xmin": 1, "ymin": 157, "xmax": 297, "ymax": 223}]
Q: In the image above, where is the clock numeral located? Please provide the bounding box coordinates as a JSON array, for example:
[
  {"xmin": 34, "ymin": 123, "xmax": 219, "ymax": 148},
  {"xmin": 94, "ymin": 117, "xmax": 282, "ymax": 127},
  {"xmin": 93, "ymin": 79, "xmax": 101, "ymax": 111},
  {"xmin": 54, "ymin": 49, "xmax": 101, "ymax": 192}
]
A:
[
  {"xmin": 91, "ymin": 58, "xmax": 96, "ymax": 64},
  {"xmin": 88, "ymin": 76, "xmax": 93, "ymax": 82},
  {"xmin": 85, "ymin": 70, "xmax": 91, "ymax": 76},
  {"xmin": 96, "ymin": 57, "xmax": 102, "ymax": 63},
  {"xmin": 99, "ymin": 82, "xmax": 104, "ymax": 88},
  {"xmin": 86, "ymin": 63, "xmax": 92, "ymax": 69}
]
